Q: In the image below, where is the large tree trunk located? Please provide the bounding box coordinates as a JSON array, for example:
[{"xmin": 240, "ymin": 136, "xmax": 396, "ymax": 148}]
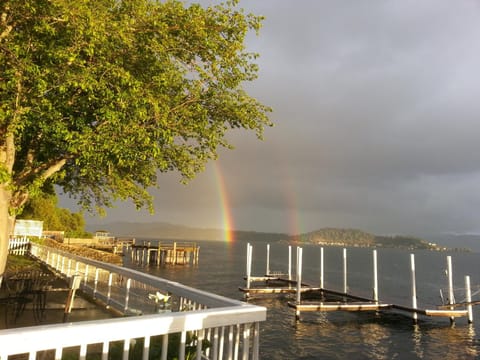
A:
[{"xmin": 0, "ymin": 184, "xmax": 14, "ymax": 285}]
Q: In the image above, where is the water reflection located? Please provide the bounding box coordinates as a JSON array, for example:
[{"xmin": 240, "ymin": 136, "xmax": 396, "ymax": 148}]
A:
[
  {"xmin": 413, "ymin": 324, "xmax": 423, "ymax": 359},
  {"xmin": 360, "ymin": 321, "xmax": 391, "ymax": 359},
  {"xmin": 419, "ymin": 322, "xmax": 479, "ymax": 359},
  {"xmin": 127, "ymin": 240, "xmax": 480, "ymax": 359}
]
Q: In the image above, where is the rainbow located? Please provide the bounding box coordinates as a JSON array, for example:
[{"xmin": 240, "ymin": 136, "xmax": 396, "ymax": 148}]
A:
[
  {"xmin": 213, "ymin": 162, "xmax": 235, "ymax": 242},
  {"xmin": 280, "ymin": 163, "xmax": 304, "ymax": 236}
]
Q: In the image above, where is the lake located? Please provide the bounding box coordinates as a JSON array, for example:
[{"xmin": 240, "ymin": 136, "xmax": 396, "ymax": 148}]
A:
[{"xmin": 125, "ymin": 239, "xmax": 480, "ymax": 359}]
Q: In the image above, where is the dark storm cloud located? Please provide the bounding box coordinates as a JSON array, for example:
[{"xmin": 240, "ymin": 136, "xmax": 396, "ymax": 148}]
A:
[{"xmin": 78, "ymin": 1, "xmax": 480, "ymax": 235}]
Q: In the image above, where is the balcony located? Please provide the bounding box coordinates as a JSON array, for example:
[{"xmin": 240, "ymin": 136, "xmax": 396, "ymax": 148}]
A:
[{"xmin": 0, "ymin": 243, "xmax": 266, "ymax": 360}]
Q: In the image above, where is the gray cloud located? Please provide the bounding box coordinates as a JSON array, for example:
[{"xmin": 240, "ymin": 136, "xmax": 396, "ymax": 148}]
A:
[{"xmin": 64, "ymin": 1, "xmax": 480, "ymax": 236}]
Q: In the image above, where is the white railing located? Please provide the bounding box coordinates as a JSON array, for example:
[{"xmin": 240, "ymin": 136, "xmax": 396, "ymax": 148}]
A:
[
  {"xmin": 0, "ymin": 243, "xmax": 266, "ymax": 360},
  {"xmin": 7, "ymin": 237, "xmax": 30, "ymax": 256}
]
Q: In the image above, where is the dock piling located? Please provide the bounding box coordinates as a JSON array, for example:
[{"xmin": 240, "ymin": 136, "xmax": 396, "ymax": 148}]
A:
[
  {"xmin": 343, "ymin": 248, "xmax": 348, "ymax": 294},
  {"xmin": 296, "ymin": 247, "xmax": 303, "ymax": 320},
  {"xmin": 266, "ymin": 244, "xmax": 270, "ymax": 276},
  {"xmin": 288, "ymin": 246, "xmax": 292, "ymax": 281},
  {"xmin": 373, "ymin": 249, "xmax": 378, "ymax": 304},
  {"xmin": 320, "ymin": 247, "xmax": 324, "ymax": 289},
  {"xmin": 246, "ymin": 243, "xmax": 253, "ymax": 295},
  {"xmin": 239, "ymin": 245, "xmax": 476, "ymax": 325},
  {"xmin": 410, "ymin": 254, "xmax": 418, "ymax": 323},
  {"xmin": 446, "ymin": 256, "xmax": 456, "ymax": 323},
  {"xmin": 466, "ymin": 275, "xmax": 473, "ymax": 323}
]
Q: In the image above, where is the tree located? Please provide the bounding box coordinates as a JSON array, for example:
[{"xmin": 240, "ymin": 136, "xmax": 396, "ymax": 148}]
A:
[
  {"xmin": 0, "ymin": 0, "xmax": 271, "ymax": 279},
  {"xmin": 19, "ymin": 184, "xmax": 90, "ymax": 238}
]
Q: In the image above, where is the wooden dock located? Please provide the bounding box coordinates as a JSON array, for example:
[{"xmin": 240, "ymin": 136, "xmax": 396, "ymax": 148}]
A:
[
  {"xmin": 241, "ymin": 243, "xmax": 476, "ymax": 324},
  {"xmin": 130, "ymin": 241, "xmax": 200, "ymax": 266}
]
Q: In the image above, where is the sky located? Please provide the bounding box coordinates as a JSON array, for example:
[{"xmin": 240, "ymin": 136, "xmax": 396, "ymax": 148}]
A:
[{"xmin": 62, "ymin": 0, "xmax": 480, "ymax": 236}]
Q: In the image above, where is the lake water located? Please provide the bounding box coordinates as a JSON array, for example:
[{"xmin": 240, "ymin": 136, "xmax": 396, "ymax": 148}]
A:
[{"xmin": 125, "ymin": 239, "xmax": 480, "ymax": 359}]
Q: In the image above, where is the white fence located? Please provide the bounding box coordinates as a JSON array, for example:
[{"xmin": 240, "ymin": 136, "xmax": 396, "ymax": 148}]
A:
[
  {"xmin": 7, "ymin": 237, "xmax": 30, "ymax": 256},
  {"xmin": 0, "ymin": 243, "xmax": 266, "ymax": 360}
]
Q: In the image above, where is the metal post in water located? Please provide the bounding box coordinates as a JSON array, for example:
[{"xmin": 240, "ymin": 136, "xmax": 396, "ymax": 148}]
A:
[
  {"xmin": 296, "ymin": 247, "xmax": 303, "ymax": 303},
  {"xmin": 466, "ymin": 275, "xmax": 473, "ymax": 324},
  {"xmin": 320, "ymin": 247, "xmax": 324, "ymax": 289},
  {"xmin": 410, "ymin": 254, "xmax": 418, "ymax": 323},
  {"xmin": 173, "ymin": 242, "xmax": 177, "ymax": 265},
  {"xmin": 373, "ymin": 249, "xmax": 378, "ymax": 303},
  {"xmin": 246, "ymin": 243, "xmax": 252, "ymax": 293},
  {"xmin": 447, "ymin": 255, "xmax": 455, "ymax": 324},
  {"xmin": 296, "ymin": 247, "xmax": 303, "ymax": 320},
  {"xmin": 266, "ymin": 244, "xmax": 270, "ymax": 276},
  {"xmin": 343, "ymin": 248, "xmax": 348, "ymax": 294},
  {"xmin": 288, "ymin": 246, "xmax": 292, "ymax": 281}
]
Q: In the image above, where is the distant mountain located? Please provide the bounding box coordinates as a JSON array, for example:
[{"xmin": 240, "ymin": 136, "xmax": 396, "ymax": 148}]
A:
[
  {"xmin": 291, "ymin": 228, "xmax": 376, "ymax": 247},
  {"xmin": 86, "ymin": 221, "xmax": 287, "ymax": 242},
  {"xmin": 86, "ymin": 221, "xmax": 460, "ymax": 250}
]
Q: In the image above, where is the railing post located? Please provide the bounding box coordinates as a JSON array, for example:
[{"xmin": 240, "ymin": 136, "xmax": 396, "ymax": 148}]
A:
[
  {"xmin": 55, "ymin": 346, "xmax": 62, "ymax": 360},
  {"xmin": 212, "ymin": 327, "xmax": 219, "ymax": 360},
  {"xmin": 143, "ymin": 336, "xmax": 150, "ymax": 360},
  {"xmin": 107, "ymin": 272, "xmax": 113, "ymax": 306},
  {"xmin": 227, "ymin": 325, "xmax": 234, "ymax": 360},
  {"xmin": 84, "ymin": 265, "xmax": 89, "ymax": 286},
  {"xmin": 242, "ymin": 324, "xmax": 250, "ymax": 360},
  {"xmin": 252, "ymin": 322, "xmax": 260, "ymax": 360},
  {"xmin": 122, "ymin": 338, "xmax": 130, "ymax": 360},
  {"xmin": 67, "ymin": 259, "xmax": 72, "ymax": 277},
  {"xmin": 124, "ymin": 278, "xmax": 131, "ymax": 312},
  {"xmin": 102, "ymin": 342, "xmax": 108, "ymax": 360},
  {"xmin": 218, "ymin": 326, "xmax": 225, "ymax": 360},
  {"xmin": 80, "ymin": 343, "xmax": 87, "ymax": 360},
  {"xmin": 93, "ymin": 268, "xmax": 100, "ymax": 299},
  {"xmin": 161, "ymin": 334, "xmax": 168, "ymax": 360},
  {"xmin": 179, "ymin": 331, "xmax": 187, "ymax": 360},
  {"xmin": 196, "ymin": 329, "xmax": 205, "ymax": 360},
  {"xmin": 234, "ymin": 324, "xmax": 240, "ymax": 360},
  {"xmin": 56, "ymin": 252, "xmax": 61, "ymax": 271}
]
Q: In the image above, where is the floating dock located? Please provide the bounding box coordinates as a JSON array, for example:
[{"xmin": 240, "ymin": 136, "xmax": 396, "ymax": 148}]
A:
[
  {"xmin": 240, "ymin": 244, "xmax": 476, "ymax": 324},
  {"xmin": 130, "ymin": 241, "xmax": 200, "ymax": 266}
]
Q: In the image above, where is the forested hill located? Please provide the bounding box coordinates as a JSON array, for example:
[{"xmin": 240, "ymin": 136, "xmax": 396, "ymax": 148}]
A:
[{"xmin": 290, "ymin": 228, "xmax": 443, "ymax": 250}]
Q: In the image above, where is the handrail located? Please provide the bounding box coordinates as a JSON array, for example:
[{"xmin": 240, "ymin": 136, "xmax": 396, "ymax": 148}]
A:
[
  {"xmin": 32, "ymin": 243, "xmax": 242, "ymax": 309},
  {"xmin": 0, "ymin": 306, "xmax": 265, "ymax": 355},
  {"xmin": 0, "ymin": 243, "xmax": 266, "ymax": 360}
]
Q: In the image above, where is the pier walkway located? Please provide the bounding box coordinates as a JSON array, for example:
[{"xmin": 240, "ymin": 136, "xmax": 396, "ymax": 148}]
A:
[{"xmin": 130, "ymin": 241, "xmax": 200, "ymax": 266}]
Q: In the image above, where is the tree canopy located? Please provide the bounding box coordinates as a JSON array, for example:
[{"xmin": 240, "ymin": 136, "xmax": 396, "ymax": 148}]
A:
[{"xmin": 0, "ymin": 0, "xmax": 271, "ymax": 277}]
